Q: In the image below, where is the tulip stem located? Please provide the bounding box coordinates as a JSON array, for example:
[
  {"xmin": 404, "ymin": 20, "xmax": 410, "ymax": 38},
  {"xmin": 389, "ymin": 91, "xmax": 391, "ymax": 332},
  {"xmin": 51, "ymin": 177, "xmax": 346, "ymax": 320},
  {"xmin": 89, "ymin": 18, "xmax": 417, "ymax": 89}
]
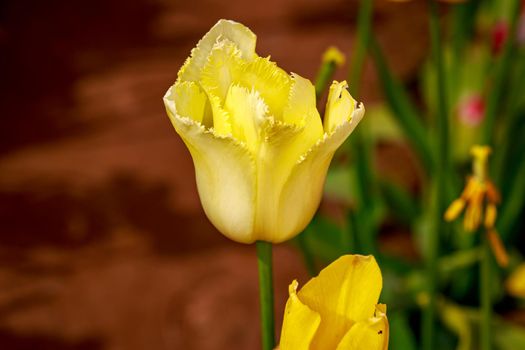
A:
[
  {"xmin": 424, "ymin": 1, "xmax": 449, "ymax": 350},
  {"xmin": 256, "ymin": 241, "xmax": 275, "ymax": 350},
  {"xmin": 480, "ymin": 233, "xmax": 492, "ymax": 350}
]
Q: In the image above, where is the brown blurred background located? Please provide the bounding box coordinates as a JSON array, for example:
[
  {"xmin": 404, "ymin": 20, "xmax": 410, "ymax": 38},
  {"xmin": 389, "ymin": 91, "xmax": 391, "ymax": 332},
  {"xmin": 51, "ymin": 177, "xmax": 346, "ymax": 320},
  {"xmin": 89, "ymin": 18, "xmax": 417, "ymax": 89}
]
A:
[{"xmin": 0, "ymin": 0, "xmax": 428, "ymax": 349}]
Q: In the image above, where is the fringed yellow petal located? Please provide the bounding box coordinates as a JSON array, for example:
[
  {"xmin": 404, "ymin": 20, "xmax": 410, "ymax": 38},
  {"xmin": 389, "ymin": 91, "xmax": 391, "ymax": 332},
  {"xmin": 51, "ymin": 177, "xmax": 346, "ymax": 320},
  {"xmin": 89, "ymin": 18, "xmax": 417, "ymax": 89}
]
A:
[
  {"xmin": 268, "ymin": 103, "xmax": 364, "ymax": 243},
  {"xmin": 336, "ymin": 305, "xmax": 389, "ymax": 350},
  {"xmin": 298, "ymin": 254, "xmax": 381, "ymax": 349},
  {"xmin": 506, "ymin": 263, "xmax": 525, "ymax": 298},
  {"xmin": 237, "ymin": 56, "xmax": 292, "ymax": 118},
  {"xmin": 279, "ymin": 280, "xmax": 321, "ymax": 350},
  {"xmin": 487, "ymin": 230, "xmax": 509, "ymax": 268},
  {"xmin": 164, "ymin": 91, "xmax": 257, "ymax": 243},
  {"xmin": 444, "ymin": 198, "xmax": 466, "ymax": 222},
  {"xmin": 178, "ymin": 19, "xmax": 256, "ymax": 82},
  {"xmin": 198, "ymin": 40, "xmax": 245, "ymax": 136},
  {"xmin": 164, "ymin": 81, "xmax": 208, "ymax": 124},
  {"xmin": 484, "ymin": 203, "xmax": 497, "ymax": 229},
  {"xmin": 224, "ymin": 84, "xmax": 268, "ymax": 153},
  {"xmin": 282, "ymin": 73, "xmax": 324, "ymax": 136},
  {"xmin": 200, "ymin": 40, "xmax": 244, "ymax": 102},
  {"xmin": 323, "ymin": 81, "xmax": 356, "ymax": 133}
]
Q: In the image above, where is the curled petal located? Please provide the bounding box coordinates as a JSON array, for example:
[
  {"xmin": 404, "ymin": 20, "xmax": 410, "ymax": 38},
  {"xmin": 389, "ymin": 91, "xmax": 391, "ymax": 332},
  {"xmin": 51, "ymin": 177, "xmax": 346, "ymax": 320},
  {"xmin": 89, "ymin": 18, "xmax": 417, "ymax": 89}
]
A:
[
  {"xmin": 298, "ymin": 254, "xmax": 382, "ymax": 348},
  {"xmin": 336, "ymin": 305, "xmax": 389, "ymax": 350},
  {"xmin": 279, "ymin": 280, "xmax": 321, "ymax": 350},
  {"xmin": 323, "ymin": 81, "xmax": 356, "ymax": 133}
]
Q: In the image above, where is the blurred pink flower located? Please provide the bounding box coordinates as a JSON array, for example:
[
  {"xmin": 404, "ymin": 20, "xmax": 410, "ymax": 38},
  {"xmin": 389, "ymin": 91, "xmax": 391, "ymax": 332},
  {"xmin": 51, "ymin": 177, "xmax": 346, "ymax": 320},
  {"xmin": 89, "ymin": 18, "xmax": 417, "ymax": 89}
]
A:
[
  {"xmin": 458, "ymin": 94, "xmax": 485, "ymax": 127},
  {"xmin": 491, "ymin": 21, "xmax": 509, "ymax": 55}
]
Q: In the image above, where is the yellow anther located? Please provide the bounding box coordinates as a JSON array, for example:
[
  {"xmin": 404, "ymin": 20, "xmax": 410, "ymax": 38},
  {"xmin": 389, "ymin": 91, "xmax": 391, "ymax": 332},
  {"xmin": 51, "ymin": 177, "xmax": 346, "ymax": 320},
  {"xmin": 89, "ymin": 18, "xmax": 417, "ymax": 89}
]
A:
[
  {"xmin": 484, "ymin": 203, "xmax": 497, "ymax": 229},
  {"xmin": 463, "ymin": 191, "xmax": 483, "ymax": 232},
  {"xmin": 444, "ymin": 199, "xmax": 466, "ymax": 221},
  {"xmin": 322, "ymin": 46, "xmax": 346, "ymax": 67}
]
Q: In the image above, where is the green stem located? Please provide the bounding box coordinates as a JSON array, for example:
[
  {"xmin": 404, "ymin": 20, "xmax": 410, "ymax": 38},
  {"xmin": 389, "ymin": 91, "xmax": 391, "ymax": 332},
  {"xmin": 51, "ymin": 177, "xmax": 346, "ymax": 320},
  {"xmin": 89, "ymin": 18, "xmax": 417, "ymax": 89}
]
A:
[
  {"xmin": 348, "ymin": 0, "xmax": 378, "ymax": 256},
  {"xmin": 424, "ymin": 1, "xmax": 449, "ymax": 349},
  {"xmin": 256, "ymin": 241, "xmax": 275, "ymax": 350},
  {"xmin": 480, "ymin": 233, "xmax": 492, "ymax": 350},
  {"xmin": 481, "ymin": 0, "xmax": 521, "ymax": 145},
  {"xmin": 315, "ymin": 61, "xmax": 337, "ymax": 100},
  {"xmin": 349, "ymin": 0, "xmax": 373, "ymax": 95}
]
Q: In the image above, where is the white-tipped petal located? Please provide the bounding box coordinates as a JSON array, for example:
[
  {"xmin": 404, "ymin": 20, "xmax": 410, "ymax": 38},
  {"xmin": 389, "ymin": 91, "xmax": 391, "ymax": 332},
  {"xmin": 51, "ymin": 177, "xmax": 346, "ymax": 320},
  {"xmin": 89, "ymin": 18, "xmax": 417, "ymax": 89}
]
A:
[
  {"xmin": 324, "ymin": 81, "xmax": 356, "ymax": 133},
  {"xmin": 178, "ymin": 19, "xmax": 256, "ymax": 82}
]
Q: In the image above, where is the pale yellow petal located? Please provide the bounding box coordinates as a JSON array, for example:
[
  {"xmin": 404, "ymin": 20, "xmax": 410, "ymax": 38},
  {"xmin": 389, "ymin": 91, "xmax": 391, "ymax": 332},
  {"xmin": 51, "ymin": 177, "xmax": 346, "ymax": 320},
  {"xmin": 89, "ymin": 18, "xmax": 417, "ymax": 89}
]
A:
[
  {"xmin": 250, "ymin": 76, "xmax": 325, "ymax": 242},
  {"xmin": 164, "ymin": 89, "xmax": 257, "ymax": 243},
  {"xmin": 265, "ymin": 103, "xmax": 363, "ymax": 243},
  {"xmin": 237, "ymin": 56, "xmax": 291, "ymax": 118},
  {"xmin": 323, "ymin": 80, "xmax": 356, "ymax": 133},
  {"xmin": 298, "ymin": 254, "xmax": 381, "ymax": 349},
  {"xmin": 282, "ymin": 73, "xmax": 324, "ymax": 139},
  {"xmin": 252, "ymin": 119, "xmax": 308, "ymax": 242},
  {"xmin": 200, "ymin": 39, "xmax": 244, "ymax": 102},
  {"xmin": 198, "ymin": 40, "xmax": 244, "ymax": 136},
  {"xmin": 164, "ymin": 81, "xmax": 208, "ymax": 124},
  {"xmin": 178, "ymin": 19, "xmax": 256, "ymax": 82},
  {"xmin": 279, "ymin": 280, "xmax": 321, "ymax": 350},
  {"xmin": 336, "ymin": 305, "xmax": 389, "ymax": 350},
  {"xmin": 224, "ymin": 84, "xmax": 268, "ymax": 152}
]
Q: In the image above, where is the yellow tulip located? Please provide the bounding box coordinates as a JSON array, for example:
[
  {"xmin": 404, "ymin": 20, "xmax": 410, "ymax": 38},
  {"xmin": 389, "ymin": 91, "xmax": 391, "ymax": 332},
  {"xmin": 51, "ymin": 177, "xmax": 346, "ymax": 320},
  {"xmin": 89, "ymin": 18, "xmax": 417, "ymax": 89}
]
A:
[
  {"xmin": 163, "ymin": 20, "xmax": 364, "ymax": 243},
  {"xmin": 280, "ymin": 255, "xmax": 388, "ymax": 350}
]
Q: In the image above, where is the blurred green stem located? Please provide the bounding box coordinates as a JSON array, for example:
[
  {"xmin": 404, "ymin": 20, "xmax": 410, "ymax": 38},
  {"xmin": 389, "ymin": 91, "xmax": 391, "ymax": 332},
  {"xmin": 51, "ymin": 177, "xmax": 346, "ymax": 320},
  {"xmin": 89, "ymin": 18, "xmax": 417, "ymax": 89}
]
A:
[
  {"xmin": 424, "ymin": 1, "xmax": 449, "ymax": 349},
  {"xmin": 348, "ymin": 0, "xmax": 378, "ymax": 256},
  {"xmin": 256, "ymin": 241, "xmax": 275, "ymax": 350},
  {"xmin": 315, "ymin": 60, "xmax": 337, "ymax": 100},
  {"xmin": 480, "ymin": 233, "xmax": 492, "ymax": 350},
  {"xmin": 349, "ymin": 0, "xmax": 373, "ymax": 94},
  {"xmin": 481, "ymin": 0, "xmax": 521, "ymax": 145},
  {"xmin": 296, "ymin": 230, "xmax": 317, "ymax": 276},
  {"xmin": 369, "ymin": 36, "xmax": 434, "ymax": 172}
]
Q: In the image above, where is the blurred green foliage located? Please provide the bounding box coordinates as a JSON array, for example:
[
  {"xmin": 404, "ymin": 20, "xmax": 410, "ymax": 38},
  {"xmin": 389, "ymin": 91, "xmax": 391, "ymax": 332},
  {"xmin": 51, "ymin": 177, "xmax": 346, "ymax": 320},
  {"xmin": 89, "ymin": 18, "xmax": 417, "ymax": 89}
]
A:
[{"xmin": 297, "ymin": 0, "xmax": 525, "ymax": 348}]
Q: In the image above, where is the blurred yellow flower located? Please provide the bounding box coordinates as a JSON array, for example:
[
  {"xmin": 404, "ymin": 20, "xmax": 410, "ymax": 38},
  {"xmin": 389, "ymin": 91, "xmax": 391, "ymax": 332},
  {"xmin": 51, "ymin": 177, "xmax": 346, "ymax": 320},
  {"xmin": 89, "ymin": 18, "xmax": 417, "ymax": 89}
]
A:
[
  {"xmin": 280, "ymin": 255, "xmax": 388, "ymax": 350},
  {"xmin": 444, "ymin": 145, "xmax": 508, "ymax": 267},
  {"xmin": 322, "ymin": 46, "xmax": 346, "ymax": 67},
  {"xmin": 506, "ymin": 263, "xmax": 525, "ymax": 298},
  {"xmin": 164, "ymin": 20, "xmax": 363, "ymax": 244}
]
